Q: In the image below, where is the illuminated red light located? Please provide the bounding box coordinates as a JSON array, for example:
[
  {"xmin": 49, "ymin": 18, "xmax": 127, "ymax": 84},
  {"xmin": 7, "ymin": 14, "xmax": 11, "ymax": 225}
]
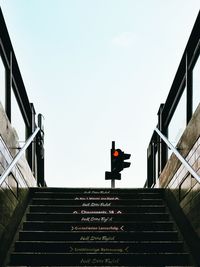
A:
[{"xmin": 113, "ymin": 150, "xmax": 119, "ymax": 157}]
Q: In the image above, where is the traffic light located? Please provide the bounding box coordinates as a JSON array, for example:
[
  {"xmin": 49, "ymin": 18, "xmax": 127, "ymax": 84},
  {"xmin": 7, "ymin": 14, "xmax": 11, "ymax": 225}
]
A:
[
  {"xmin": 105, "ymin": 141, "xmax": 131, "ymax": 187},
  {"xmin": 111, "ymin": 148, "xmax": 131, "ymax": 173}
]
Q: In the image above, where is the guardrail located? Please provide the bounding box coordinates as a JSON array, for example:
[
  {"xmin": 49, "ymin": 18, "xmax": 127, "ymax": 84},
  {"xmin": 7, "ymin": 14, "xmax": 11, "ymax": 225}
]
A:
[
  {"xmin": 0, "ymin": 127, "xmax": 40, "ymax": 186},
  {"xmin": 155, "ymin": 127, "xmax": 200, "ymax": 184}
]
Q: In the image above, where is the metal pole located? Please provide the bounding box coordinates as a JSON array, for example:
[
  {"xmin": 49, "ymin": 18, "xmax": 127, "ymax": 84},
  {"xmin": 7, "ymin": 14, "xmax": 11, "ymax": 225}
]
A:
[
  {"xmin": 111, "ymin": 141, "xmax": 115, "ymax": 188},
  {"xmin": 111, "ymin": 179, "xmax": 115, "ymax": 189}
]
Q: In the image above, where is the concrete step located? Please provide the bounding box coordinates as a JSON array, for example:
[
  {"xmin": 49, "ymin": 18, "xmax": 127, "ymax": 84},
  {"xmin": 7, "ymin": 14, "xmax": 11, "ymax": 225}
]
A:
[
  {"xmin": 32, "ymin": 192, "xmax": 164, "ymax": 200},
  {"xmin": 18, "ymin": 230, "xmax": 180, "ymax": 241},
  {"xmin": 29, "ymin": 204, "xmax": 166, "ymax": 213},
  {"xmin": 15, "ymin": 240, "xmax": 184, "ymax": 253},
  {"xmin": 10, "ymin": 252, "xmax": 190, "ymax": 266},
  {"xmin": 31, "ymin": 198, "xmax": 164, "ymax": 206},
  {"xmin": 22, "ymin": 221, "xmax": 175, "ymax": 231},
  {"xmin": 30, "ymin": 187, "xmax": 164, "ymax": 194},
  {"xmin": 26, "ymin": 212, "xmax": 170, "ymax": 222}
]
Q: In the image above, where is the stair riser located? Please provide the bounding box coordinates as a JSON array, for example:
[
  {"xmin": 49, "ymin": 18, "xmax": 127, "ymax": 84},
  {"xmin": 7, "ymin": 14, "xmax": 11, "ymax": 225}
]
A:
[
  {"xmin": 10, "ymin": 253, "xmax": 190, "ymax": 266},
  {"xmin": 29, "ymin": 205, "xmax": 166, "ymax": 213},
  {"xmin": 19, "ymin": 231, "xmax": 179, "ymax": 241},
  {"xmin": 31, "ymin": 199, "xmax": 164, "ymax": 206},
  {"xmin": 27, "ymin": 213, "xmax": 169, "ymax": 223},
  {"xmin": 15, "ymin": 241, "xmax": 184, "ymax": 253},
  {"xmin": 23, "ymin": 221, "xmax": 174, "ymax": 231},
  {"xmin": 31, "ymin": 188, "xmax": 164, "ymax": 194},
  {"xmin": 33, "ymin": 192, "xmax": 163, "ymax": 200},
  {"xmin": 26, "ymin": 213, "xmax": 169, "ymax": 222}
]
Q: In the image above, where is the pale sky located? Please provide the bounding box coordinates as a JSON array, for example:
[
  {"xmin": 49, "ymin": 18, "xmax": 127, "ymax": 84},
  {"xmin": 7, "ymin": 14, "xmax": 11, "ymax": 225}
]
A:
[{"xmin": 0, "ymin": 1, "xmax": 199, "ymax": 188}]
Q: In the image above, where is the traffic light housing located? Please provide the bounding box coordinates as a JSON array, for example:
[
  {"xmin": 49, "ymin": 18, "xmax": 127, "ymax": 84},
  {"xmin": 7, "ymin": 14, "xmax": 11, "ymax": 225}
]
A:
[
  {"xmin": 111, "ymin": 148, "xmax": 131, "ymax": 173},
  {"xmin": 105, "ymin": 142, "xmax": 131, "ymax": 187}
]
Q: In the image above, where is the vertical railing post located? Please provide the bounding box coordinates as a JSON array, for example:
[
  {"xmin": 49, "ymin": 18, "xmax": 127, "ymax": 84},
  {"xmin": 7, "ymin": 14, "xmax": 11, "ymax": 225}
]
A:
[
  {"xmin": 186, "ymin": 53, "xmax": 193, "ymax": 123},
  {"xmin": 5, "ymin": 51, "xmax": 12, "ymax": 120},
  {"xmin": 36, "ymin": 114, "xmax": 45, "ymax": 186}
]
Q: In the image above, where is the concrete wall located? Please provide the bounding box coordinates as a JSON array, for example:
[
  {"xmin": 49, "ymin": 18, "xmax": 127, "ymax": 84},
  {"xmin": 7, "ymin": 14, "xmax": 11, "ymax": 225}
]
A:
[
  {"xmin": 158, "ymin": 104, "xmax": 200, "ymax": 237},
  {"xmin": 0, "ymin": 103, "xmax": 36, "ymax": 265}
]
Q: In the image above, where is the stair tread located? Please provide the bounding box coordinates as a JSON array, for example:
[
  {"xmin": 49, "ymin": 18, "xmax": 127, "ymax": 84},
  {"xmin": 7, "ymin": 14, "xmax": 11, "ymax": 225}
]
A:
[
  {"xmin": 30, "ymin": 187, "xmax": 164, "ymax": 191},
  {"xmin": 12, "ymin": 252, "xmax": 189, "ymax": 255},
  {"xmin": 19, "ymin": 230, "xmax": 178, "ymax": 233},
  {"xmin": 15, "ymin": 240, "xmax": 184, "ymax": 243},
  {"xmin": 32, "ymin": 197, "xmax": 164, "ymax": 199},
  {"xmin": 34, "ymin": 194, "xmax": 161, "ymax": 196},
  {"xmin": 26, "ymin": 213, "xmax": 169, "ymax": 217},
  {"xmin": 29, "ymin": 204, "xmax": 165, "ymax": 209},
  {"xmin": 24, "ymin": 220, "xmax": 173, "ymax": 225}
]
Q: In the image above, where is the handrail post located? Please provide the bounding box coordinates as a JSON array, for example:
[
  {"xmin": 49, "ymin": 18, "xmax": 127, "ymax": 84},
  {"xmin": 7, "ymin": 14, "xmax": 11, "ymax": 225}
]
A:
[{"xmin": 36, "ymin": 114, "xmax": 45, "ymax": 187}]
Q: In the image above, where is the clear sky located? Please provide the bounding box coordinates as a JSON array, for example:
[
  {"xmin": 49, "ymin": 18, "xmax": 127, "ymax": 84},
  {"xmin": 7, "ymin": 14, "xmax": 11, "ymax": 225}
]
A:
[{"xmin": 0, "ymin": 1, "xmax": 199, "ymax": 188}]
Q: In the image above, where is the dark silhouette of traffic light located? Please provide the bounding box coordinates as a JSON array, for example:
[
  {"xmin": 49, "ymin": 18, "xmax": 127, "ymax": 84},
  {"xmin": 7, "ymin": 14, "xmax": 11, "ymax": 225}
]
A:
[
  {"xmin": 111, "ymin": 148, "xmax": 131, "ymax": 173},
  {"xmin": 105, "ymin": 141, "xmax": 131, "ymax": 187}
]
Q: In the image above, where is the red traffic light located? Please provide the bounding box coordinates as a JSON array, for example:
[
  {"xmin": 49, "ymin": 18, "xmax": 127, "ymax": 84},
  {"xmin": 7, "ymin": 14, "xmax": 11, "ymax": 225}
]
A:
[
  {"xmin": 113, "ymin": 150, "xmax": 119, "ymax": 157},
  {"xmin": 111, "ymin": 148, "xmax": 131, "ymax": 173},
  {"xmin": 106, "ymin": 142, "xmax": 131, "ymax": 186}
]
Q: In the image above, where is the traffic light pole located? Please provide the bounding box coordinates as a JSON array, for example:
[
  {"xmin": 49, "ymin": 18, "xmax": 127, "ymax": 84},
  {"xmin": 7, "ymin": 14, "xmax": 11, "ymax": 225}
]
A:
[
  {"xmin": 111, "ymin": 141, "xmax": 115, "ymax": 188},
  {"xmin": 111, "ymin": 179, "xmax": 115, "ymax": 188}
]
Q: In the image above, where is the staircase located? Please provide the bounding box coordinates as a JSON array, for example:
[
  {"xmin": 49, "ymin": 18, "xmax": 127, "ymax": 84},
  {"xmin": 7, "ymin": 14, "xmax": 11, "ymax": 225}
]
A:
[{"xmin": 8, "ymin": 188, "xmax": 192, "ymax": 266}]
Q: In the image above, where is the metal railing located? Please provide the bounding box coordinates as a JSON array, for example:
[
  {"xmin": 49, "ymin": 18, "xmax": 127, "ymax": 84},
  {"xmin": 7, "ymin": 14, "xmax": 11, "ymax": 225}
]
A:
[
  {"xmin": 0, "ymin": 127, "xmax": 40, "ymax": 186},
  {"xmin": 155, "ymin": 127, "xmax": 200, "ymax": 184}
]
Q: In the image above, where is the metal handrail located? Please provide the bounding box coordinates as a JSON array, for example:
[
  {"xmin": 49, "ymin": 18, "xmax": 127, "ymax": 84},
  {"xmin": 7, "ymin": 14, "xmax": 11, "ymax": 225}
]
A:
[
  {"xmin": 0, "ymin": 127, "xmax": 40, "ymax": 186},
  {"xmin": 155, "ymin": 127, "xmax": 200, "ymax": 184}
]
